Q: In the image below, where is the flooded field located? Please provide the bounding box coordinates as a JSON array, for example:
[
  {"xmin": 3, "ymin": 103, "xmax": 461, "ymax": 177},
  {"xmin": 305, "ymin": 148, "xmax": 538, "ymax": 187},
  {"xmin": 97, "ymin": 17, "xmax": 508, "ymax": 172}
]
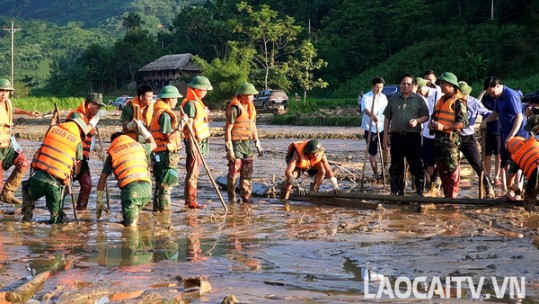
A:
[{"xmin": 0, "ymin": 116, "xmax": 538, "ymax": 303}]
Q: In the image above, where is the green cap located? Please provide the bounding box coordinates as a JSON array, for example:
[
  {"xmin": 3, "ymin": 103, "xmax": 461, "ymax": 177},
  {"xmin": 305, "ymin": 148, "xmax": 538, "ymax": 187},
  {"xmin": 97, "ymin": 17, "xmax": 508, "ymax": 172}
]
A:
[
  {"xmin": 236, "ymin": 82, "xmax": 259, "ymax": 96},
  {"xmin": 86, "ymin": 93, "xmax": 106, "ymax": 107},
  {"xmin": 458, "ymin": 81, "xmax": 472, "ymax": 96},
  {"xmin": 439, "ymin": 72, "xmax": 459, "ymax": 87},
  {"xmin": 415, "ymin": 77, "xmax": 428, "ymax": 90},
  {"xmin": 189, "ymin": 76, "xmax": 213, "ymax": 91},
  {"xmin": 159, "ymin": 85, "xmax": 183, "ymax": 99},
  {"xmin": 0, "ymin": 79, "xmax": 14, "ymax": 91},
  {"xmin": 524, "ymin": 115, "xmax": 539, "ymax": 132}
]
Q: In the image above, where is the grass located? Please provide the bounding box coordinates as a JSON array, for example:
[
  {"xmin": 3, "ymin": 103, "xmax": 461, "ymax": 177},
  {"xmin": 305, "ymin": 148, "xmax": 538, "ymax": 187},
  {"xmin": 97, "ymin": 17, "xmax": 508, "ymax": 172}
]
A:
[
  {"xmin": 11, "ymin": 96, "xmax": 115, "ymax": 113},
  {"xmin": 271, "ymin": 98, "xmax": 361, "ymax": 126}
]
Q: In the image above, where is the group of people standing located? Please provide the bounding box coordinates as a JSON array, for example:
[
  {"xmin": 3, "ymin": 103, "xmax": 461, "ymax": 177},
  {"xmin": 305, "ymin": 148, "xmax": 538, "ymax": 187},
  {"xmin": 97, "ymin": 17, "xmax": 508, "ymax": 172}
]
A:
[
  {"xmin": 359, "ymin": 70, "xmax": 537, "ymax": 206},
  {"xmin": 5, "ymin": 76, "xmax": 269, "ymax": 227}
]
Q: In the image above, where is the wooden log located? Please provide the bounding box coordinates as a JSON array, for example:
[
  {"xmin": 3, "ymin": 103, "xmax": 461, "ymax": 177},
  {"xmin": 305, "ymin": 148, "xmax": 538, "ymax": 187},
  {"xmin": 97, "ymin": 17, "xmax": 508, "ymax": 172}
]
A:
[
  {"xmin": 5, "ymin": 271, "xmax": 51, "ymax": 303},
  {"xmin": 291, "ymin": 191, "xmax": 525, "ymax": 207},
  {"xmin": 292, "ymin": 196, "xmax": 382, "ymax": 210}
]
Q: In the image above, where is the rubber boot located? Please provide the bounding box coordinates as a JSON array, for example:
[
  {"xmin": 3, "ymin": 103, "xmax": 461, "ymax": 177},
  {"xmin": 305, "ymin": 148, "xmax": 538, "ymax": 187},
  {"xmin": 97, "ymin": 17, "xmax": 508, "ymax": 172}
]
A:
[
  {"xmin": 389, "ymin": 174, "xmax": 400, "ymax": 195},
  {"xmin": 153, "ymin": 182, "xmax": 161, "ymax": 212},
  {"xmin": 0, "ymin": 165, "xmax": 26, "ymax": 205},
  {"xmin": 158, "ymin": 186, "xmax": 172, "ymax": 212},
  {"xmin": 415, "ymin": 175, "xmax": 425, "ymax": 196},
  {"xmin": 227, "ymin": 176, "xmax": 237, "ymax": 204},
  {"xmin": 239, "ymin": 159, "xmax": 253, "ymax": 203},
  {"xmin": 75, "ymin": 169, "xmax": 92, "ymax": 210},
  {"xmin": 240, "ymin": 177, "xmax": 253, "ymax": 203},
  {"xmin": 21, "ymin": 180, "xmax": 34, "ymax": 222},
  {"xmin": 49, "ymin": 212, "xmax": 64, "ymax": 224}
]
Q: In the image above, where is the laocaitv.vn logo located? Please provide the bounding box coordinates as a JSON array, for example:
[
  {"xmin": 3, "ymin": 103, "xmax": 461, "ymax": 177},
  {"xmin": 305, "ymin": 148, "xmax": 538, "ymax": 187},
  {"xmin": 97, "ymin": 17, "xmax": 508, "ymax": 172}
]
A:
[{"xmin": 362, "ymin": 272, "xmax": 525, "ymax": 300}]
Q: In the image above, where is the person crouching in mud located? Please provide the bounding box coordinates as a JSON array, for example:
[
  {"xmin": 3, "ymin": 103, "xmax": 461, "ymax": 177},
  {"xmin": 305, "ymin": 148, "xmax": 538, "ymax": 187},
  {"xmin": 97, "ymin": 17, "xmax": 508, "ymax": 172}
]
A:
[{"xmin": 280, "ymin": 139, "xmax": 342, "ymax": 201}]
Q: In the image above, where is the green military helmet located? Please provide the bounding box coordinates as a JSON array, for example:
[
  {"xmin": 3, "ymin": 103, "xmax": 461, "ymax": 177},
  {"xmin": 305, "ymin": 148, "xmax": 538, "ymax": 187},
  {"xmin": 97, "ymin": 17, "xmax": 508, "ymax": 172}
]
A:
[
  {"xmin": 439, "ymin": 72, "xmax": 459, "ymax": 87},
  {"xmin": 304, "ymin": 139, "xmax": 325, "ymax": 154},
  {"xmin": 236, "ymin": 82, "xmax": 259, "ymax": 96},
  {"xmin": 159, "ymin": 85, "xmax": 183, "ymax": 99},
  {"xmin": 189, "ymin": 76, "xmax": 213, "ymax": 91},
  {"xmin": 0, "ymin": 78, "xmax": 14, "ymax": 91}
]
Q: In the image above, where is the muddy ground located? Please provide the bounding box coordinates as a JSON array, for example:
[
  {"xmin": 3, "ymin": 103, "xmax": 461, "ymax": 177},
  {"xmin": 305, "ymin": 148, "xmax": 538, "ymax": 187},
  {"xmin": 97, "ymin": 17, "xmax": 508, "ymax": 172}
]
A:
[{"xmin": 0, "ymin": 110, "xmax": 538, "ymax": 303}]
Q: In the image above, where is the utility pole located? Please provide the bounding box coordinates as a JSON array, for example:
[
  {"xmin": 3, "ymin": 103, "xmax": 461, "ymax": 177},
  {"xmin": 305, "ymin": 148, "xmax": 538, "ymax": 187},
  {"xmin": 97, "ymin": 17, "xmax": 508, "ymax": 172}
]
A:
[{"xmin": 3, "ymin": 19, "xmax": 22, "ymax": 87}]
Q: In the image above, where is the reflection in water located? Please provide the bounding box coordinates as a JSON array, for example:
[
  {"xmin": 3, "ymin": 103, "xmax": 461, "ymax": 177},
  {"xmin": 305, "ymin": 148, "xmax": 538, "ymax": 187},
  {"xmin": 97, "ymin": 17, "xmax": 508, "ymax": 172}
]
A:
[{"xmin": 185, "ymin": 213, "xmax": 207, "ymax": 262}]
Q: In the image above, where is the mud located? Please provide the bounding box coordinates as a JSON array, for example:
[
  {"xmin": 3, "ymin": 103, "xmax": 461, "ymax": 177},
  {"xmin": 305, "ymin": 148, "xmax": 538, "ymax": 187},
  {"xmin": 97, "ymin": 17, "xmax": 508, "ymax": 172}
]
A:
[{"xmin": 0, "ymin": 112, "xmax": 537, "ymax": 303}]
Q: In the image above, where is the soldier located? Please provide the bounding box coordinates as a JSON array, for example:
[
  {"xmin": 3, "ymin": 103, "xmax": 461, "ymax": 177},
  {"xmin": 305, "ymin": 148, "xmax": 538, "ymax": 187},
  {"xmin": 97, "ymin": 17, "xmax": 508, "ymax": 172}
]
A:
[
  {"xmin": 506, "ymin": 123, "xmax": 539, "ymax": 211},
  {"xmin": 22, "ymin": 117, "xmax": 89, "ymax": 224},
  {"xmin": 121, "ymin": 84, "xmax": 154, "ymax": 142},
  {"xmin": 280, "ymin": 139, "xmax": 341, "ymax": 200},
  {"xmin": 66, "ymin": 93, "xmax": 107, "ymax": 210},
  {"xmin": 225, "ymin": 83, "xmax": 263, "ymax": 204},
  {"xmin": 95, "ymin": 122, "xmax": 156, "ymax": 228},
  {"xmin": 149, "ymin": 85, "xmax": 183, "ymax": 212},
  {"xmin": 0, "ymin": 78, "xmax": 40, "ymax": 205},
  {"xmin": 428, "ymin": 72, "xmax": 467, "ymax": 198},
  {"xmin": 181, "ymin": 76, "xmax": 213, "ymax": 209}
]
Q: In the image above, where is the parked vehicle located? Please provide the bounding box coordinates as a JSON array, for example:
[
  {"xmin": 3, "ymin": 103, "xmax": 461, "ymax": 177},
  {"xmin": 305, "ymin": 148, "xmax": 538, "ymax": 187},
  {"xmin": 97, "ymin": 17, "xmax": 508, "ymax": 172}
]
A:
[
  {"xmin": 522, "ymin": 90, "xmax": 539, "ymax": 104},
  {"xmin": 382, "ymin": 85, "xmax": 401, "ymax": 98},
  {"xmin": 253, "ymin": 89, "xmax": 289, "ymax": 110},
  {"xmin": 112, "ymin": 96, "xmax": 132, "ymax": 109}
]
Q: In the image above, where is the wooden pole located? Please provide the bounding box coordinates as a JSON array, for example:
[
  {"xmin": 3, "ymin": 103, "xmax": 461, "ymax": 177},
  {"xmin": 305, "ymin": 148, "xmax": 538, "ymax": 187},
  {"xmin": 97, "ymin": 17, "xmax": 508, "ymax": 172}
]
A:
[
  {"xmin": 95, "ymin": 127, "xmax": 110, "ymax": 210},
  {"xmin": 179, "ymin": 107, "xmax": 228, "ymax": 212}
]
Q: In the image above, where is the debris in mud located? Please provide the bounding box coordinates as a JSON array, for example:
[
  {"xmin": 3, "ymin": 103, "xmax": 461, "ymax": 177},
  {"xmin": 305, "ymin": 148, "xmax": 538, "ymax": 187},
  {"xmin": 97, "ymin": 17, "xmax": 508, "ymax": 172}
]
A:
[
  {"xmin": 184, "ymin": 277, "xmax": 211, "ymax": 295},
  {"xmin": 222, "ymin": 294, "xmax": 239, "ymax": 304},
  {"xmin": 5, "ymin": 270, "xmax": 51, "ymax": 303}
]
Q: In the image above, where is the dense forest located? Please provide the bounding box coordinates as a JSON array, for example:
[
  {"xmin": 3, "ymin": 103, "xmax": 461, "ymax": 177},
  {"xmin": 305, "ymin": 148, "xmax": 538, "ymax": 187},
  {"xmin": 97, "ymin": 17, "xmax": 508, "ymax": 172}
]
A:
[{"xmin": 0, "ymin": 0, "xmax": 538, "ymax": 103}]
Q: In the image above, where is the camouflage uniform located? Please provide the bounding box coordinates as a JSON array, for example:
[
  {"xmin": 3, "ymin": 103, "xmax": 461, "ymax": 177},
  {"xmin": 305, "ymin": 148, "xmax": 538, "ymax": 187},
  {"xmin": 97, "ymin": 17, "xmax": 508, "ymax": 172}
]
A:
[{"xmin": 433, "ymin": 98, "xmax": 467, "ymax": 198}]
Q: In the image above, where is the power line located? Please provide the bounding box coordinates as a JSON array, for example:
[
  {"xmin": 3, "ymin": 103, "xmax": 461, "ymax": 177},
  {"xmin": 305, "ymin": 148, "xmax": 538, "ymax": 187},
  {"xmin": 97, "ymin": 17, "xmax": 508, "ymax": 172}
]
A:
[{"xmin": 3, "ymin": 19, "xmax": 22, "ymax": 87}]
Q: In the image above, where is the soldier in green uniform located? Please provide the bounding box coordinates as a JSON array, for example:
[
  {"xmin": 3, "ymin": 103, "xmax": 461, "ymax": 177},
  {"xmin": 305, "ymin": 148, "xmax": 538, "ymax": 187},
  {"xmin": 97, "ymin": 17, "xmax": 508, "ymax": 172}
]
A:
[
  {"xmin": 225, "ymin": 83, "xmax": 263, "ymax": 204},
  {"xmin": 95, "ymin": 121, "xmax": 156, "ymax": 227},
  {"xmin": 150, "ymin": 85, "xmax": 184, "ymax": 211},
  {"xmin": 22, "ymin": 117, "xmax": 89, "ymax": 224}
]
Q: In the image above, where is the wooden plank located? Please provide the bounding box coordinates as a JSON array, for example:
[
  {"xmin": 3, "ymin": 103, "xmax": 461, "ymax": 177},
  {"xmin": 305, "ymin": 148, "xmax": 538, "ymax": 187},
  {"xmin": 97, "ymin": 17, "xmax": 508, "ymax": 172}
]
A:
[{"xmin": 290, "ymin": 191, "xmax": 524, "ymax": 207}]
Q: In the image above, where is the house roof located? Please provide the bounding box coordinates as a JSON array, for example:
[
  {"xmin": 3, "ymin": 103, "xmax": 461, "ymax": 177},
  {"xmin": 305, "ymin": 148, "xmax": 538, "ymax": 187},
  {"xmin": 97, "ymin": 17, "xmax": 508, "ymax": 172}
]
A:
[{"xmin": 138, "ymin": 53, "xmax": 201, "ymax": 72}]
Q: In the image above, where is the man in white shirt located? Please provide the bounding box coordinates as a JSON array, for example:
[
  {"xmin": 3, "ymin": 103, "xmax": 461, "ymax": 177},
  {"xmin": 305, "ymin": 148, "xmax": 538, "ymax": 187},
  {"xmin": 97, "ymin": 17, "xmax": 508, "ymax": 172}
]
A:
[{"xmin": 360, "ymin": 76, "xmax": 389, "ymax": 179}]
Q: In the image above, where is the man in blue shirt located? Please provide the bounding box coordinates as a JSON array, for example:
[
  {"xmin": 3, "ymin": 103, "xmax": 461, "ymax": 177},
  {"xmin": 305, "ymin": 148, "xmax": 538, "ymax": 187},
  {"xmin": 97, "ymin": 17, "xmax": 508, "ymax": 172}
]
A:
[{"xmin": 480, "ymin": 76, "xmax": 526, "ymax": 193}]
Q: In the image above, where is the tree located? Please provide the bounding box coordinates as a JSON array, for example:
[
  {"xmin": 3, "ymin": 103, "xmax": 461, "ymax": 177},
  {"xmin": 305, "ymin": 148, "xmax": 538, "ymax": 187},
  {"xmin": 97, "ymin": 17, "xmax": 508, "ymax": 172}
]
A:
[
  {"xmin": 235, "ymin": 2, "xmax": 302, "ymax": 90},
  {"xmin": 288, "ymin": 41, "xmax": 328, "ymax": 103},
  {"xmin": 122, "ymin": 12, "xmax": 144, "ymax": 32}
]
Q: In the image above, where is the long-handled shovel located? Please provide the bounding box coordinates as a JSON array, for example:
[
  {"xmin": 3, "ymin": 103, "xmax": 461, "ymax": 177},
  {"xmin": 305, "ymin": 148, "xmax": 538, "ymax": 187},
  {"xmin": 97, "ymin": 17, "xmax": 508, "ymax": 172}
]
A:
[
  {"xmin": 479, "ymin": 129, "xmax": 486, "ymax": 199},
  {"xmin": 375, "ymin": 124, "xmax": 386, "ymax": 189},
  {"xmin": 360, "ymin": 95, "xmax": 377, "ymax": 191},
  {"xmin": 95, "ymin": 127, "xmax": 110, "ymax": 210},
  {"xmin": 179, "ymin": 108, "xmax": 228, "ymax": 212}
]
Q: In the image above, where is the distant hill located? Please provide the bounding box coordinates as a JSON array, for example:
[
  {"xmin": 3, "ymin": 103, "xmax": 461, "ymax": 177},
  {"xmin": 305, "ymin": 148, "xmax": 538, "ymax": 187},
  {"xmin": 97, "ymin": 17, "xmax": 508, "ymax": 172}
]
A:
[{"xmin": 0, "ymin": 0, "xmax": 203, "ymax": 29}]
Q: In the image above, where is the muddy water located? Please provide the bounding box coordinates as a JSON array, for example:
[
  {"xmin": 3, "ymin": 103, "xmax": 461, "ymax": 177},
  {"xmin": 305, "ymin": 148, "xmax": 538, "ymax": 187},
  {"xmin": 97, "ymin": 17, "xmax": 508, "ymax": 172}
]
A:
[{"xmin": 0, "ymin": 125, "xmax": 538, "ymax": 303}]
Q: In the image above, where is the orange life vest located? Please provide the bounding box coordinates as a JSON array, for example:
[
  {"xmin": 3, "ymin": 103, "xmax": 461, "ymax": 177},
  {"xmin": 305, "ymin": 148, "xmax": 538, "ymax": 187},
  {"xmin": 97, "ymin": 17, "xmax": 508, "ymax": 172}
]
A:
[
  {"xmin": 0, "ymin": 99, "xmax": 12, "ymax": 148},
  {"xmin": 107, "ymin": 135, "xmax": 151, "ymax": 188},
  {"xmin": 433, "ymin": 91, "xmax": 464, "ymax": 133},
  {"xmin": 150, "ymin": 100, "xmax": 181, "ymax": 152},
  {"xmin": 67, "ymin": 102, "xmax": 95, "ymax": 159},
  {"xmin": 32, "ymin": 122, "xmax": 82, "ymax": 184},
  {"xmin": 507, "ymin": 137, "xmax": 539, "ymax": 180},
  {"xmin": 287, "ymin": 141, "xmax": 324, "ymax": 170},
  {"xmin": 181, "ymin": 87, "xmax": 210, "ymax": 141},
  {"xmin": 226, "ymin": 97, "xmax": 256, "ymax": 141},
  {"xmin": 125, "ymin": 97, "xmax": 154, "ymax": 141}
]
